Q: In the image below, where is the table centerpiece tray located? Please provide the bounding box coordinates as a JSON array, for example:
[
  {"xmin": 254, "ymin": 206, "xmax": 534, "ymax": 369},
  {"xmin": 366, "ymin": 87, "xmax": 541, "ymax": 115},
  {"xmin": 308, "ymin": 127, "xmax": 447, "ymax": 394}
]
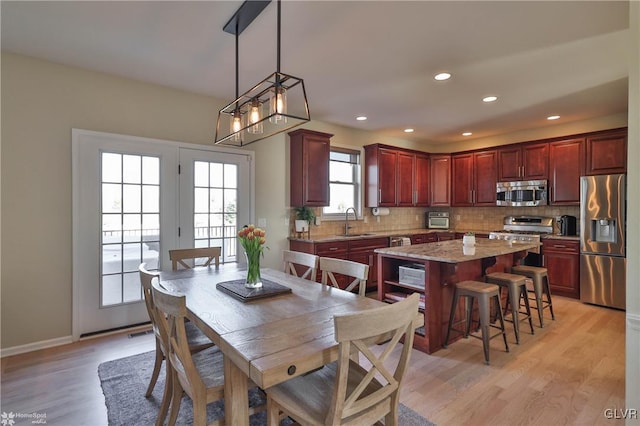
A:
[{"xmin": 216, "ymin": 279, "xmax": 292, "ymax": 302}]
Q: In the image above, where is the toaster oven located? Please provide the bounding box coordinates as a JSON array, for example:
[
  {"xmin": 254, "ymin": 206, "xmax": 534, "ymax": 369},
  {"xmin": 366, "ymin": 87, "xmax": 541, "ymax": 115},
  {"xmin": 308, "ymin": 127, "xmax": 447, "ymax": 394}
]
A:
[{"xmin": 426, "ymin": 211, "xmax": 449, "ymax": 229}]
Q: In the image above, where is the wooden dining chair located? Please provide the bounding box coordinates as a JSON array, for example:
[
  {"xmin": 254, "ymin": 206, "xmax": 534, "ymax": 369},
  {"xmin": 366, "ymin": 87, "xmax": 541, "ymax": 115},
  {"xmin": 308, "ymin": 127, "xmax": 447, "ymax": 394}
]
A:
[
  {"xmin": 266, "ymin": 293, "xmax": 420, "ymax": 426},
  {"xmin": 151, "ymin": 279, "xmax": 264, "ymax": 426},
  {"xmin": 138, "ymin": 264, "xmax": 214, "ymax": 426},
  {"xmin": 282, "ymin": 250, "xmax": 319, "ymax": 281},
  {"xmin": 169, "ymin": 247, "xmax": 221, "ymax": 270},
  {"xmin": 320, "ymin": 257, "xmax": 370, "ymax": 297}
]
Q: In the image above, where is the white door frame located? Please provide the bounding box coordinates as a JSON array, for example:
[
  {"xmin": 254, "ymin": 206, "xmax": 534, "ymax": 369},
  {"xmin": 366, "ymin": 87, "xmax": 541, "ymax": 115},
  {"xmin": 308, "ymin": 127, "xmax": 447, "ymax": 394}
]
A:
[{"xmin": 71, "ymin": 129, "xmax": 254, "ymax": 340}]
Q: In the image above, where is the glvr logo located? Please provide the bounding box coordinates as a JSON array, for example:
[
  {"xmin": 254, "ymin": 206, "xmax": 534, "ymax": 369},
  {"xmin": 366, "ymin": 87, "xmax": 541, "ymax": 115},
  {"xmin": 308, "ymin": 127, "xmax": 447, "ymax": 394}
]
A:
[{"xmin": 604, "ymin": 408, "xmax": 638, "ymax": 419}]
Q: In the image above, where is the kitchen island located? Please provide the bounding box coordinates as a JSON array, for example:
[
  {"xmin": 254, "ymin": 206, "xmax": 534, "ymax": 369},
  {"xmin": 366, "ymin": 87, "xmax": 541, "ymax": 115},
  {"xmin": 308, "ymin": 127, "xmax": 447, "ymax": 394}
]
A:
[{"xmin": 375, "ymin": 239, "xmax": 540, "ymax": 354}]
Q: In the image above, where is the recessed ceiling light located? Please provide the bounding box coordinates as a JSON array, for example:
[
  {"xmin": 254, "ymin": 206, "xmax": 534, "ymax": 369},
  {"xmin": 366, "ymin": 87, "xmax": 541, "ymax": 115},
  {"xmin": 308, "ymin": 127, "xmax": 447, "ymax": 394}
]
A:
[
  {"xmin": 547, "ymin": 115, "xmax": 560, "ymax": 120},
  {"xmin": 434, "ymin": 72, "xmax": 451, "ymax": 81},
  {"xmin": 404, "ymin": 128, "xmax": 414, "ymax": 133},
  {"xmin": 356, "ymin": 116, "xmax": 367, "ymax": 121},
  {"xmin": 462, "ymin": 132, "xmax": 473, "ymax": 136},
  {"xmin": 482, "ymin": 96, "xmax": 498, "ymax": 103}
]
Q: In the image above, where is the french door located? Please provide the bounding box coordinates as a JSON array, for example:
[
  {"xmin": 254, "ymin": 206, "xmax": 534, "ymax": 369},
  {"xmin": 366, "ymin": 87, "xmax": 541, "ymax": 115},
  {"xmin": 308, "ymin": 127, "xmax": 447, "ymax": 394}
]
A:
[{"xmin": 72, "ymin": 130, "xmax": 252, "ymax": 339}]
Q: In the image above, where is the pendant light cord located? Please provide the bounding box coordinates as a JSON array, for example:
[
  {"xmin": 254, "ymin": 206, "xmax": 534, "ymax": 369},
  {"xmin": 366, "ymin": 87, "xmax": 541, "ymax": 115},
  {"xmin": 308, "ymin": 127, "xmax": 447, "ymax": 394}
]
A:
[
  {"xmin": 276, "ymin": 0, "xmax": 281, "ymax": 74},
  {"xmin": 235, "ymin": 22, "xmax": 240, "ymax": 108}
]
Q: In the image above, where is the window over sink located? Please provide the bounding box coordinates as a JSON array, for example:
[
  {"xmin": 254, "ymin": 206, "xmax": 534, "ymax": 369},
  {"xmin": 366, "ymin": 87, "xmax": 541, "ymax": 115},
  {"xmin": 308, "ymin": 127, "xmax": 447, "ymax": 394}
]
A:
[{"xmin": 322, "ymin": 148, "xmax": 361, "ymax": 219}]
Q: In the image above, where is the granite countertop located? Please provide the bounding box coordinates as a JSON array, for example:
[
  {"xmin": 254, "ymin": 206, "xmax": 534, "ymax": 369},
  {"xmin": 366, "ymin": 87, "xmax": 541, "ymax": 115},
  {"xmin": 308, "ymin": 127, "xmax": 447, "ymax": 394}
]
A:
[
  {"xmin": 374, "ymin": 239, "xmax": 540, "ymax": 264},
  {"xmin": 541, "ymin": 234, "xmax": 580, "ymax": 241}
]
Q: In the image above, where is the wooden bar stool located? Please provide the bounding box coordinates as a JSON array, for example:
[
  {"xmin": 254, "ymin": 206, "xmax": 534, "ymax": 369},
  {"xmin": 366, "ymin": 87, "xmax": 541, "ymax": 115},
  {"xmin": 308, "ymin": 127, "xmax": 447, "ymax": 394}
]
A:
[
  {"xmin": 443, "ymin": 280, "xmax": 509, "ymax": 365},
  {"xmin": 510, "ymin": 265, "xmax": 555, "ymax": 327},
  {"xmin": 485, "ymin": 272, "xmax": 535, "ymax": 344}
]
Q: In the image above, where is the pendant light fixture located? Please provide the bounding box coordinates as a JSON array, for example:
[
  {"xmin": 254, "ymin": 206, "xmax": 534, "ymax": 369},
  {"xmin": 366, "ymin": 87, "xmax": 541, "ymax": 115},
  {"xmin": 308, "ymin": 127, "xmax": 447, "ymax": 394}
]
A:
[{"xmin": 214, "ymin": 0, "xmax": 310, "ymax": 147}]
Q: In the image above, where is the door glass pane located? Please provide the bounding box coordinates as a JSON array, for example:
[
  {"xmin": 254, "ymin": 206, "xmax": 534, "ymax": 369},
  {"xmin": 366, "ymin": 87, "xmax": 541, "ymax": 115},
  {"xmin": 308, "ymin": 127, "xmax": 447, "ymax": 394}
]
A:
[
  {"xmin": 101, "ymin": 152, "xmax": 160, "ymax": 307},
  {"xmin": 194, "ymin": 161, "xmax": 238, "ymax": 263}
]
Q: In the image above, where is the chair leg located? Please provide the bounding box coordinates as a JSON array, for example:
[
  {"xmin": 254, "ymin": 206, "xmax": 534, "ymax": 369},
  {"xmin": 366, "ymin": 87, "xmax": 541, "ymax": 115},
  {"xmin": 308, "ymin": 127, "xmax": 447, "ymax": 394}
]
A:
[
  {"xmin": 532, "ymin": 278, "xmax": 545, "ymax": 327},
  {"xmin": 443, "ymin": 289, "xmax": 460, "ymax": 348},
  {"xmin": 385, "ymin": 394, "xmax": 400, "ymax": 426},
  {"xmin": 477, "ymin": 294, "xmax": 491, "ymax": 365},
  {"xmin": 155, "ymin": 360, "xmax": 172, "ymax": 426},
  {"xmin": 521, "ymin": 285, "xmax": 535, "ymax": 335},
  {"xmin": 508, "ymin": 286, "xmax": 521, "ymax": 344},
  {"xmin": 464, "ymin": 296, "xmax": 475, "ymax": 338},
  {"xmin": 167, "ymin": 371, "xmax": 183, "ymax": 426},
  {"xmin": 146, "ymin": 340, "xmax": 164, "ymax": 397},
  {"xmin": 544, "ymin": 276, "xmax": 556, "ymax": 320},
  {"xmin": 192, "ymin": 397, "xmax": 207, "ymax": 426},
  {"xmin": 267, "ymin": 395, "xmax": 281, "ymax": 426},
  {"xmin": 495, "ymin": 295, "xmax": 509, "ymax": 353}
]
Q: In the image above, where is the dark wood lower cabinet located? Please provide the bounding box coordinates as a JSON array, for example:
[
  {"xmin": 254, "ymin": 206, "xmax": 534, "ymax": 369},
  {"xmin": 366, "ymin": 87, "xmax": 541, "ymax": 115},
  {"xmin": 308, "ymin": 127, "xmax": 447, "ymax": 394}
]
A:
[
  {"xmin": 289, "ymin": 237, "xmax": 388, "ymax": 293},
  {"xmin": 542, "ymin": 239, "xmax": 580, "ymax": 299}
]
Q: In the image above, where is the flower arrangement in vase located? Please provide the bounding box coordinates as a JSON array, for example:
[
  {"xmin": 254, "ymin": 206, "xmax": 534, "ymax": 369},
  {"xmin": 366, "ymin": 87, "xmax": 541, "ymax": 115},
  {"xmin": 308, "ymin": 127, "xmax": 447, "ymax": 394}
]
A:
[{"xmin": 238, "ymin": 225, "xmax": 268, "ymax": 288}]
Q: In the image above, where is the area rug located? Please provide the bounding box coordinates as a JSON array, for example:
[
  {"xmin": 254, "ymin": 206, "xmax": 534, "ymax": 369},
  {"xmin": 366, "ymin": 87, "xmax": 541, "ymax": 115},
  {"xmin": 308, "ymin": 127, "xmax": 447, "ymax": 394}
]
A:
[{"xmin": 99, "ymin": 350, "xmax": 434, "ymax": 425}]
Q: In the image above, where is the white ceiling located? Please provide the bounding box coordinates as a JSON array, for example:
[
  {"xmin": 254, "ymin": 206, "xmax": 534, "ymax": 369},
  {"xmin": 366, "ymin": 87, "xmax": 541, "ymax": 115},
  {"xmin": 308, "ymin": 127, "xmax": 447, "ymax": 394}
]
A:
[{"xmin": 1, "ymin": 1, "xmax": 630, "ymax": 145}]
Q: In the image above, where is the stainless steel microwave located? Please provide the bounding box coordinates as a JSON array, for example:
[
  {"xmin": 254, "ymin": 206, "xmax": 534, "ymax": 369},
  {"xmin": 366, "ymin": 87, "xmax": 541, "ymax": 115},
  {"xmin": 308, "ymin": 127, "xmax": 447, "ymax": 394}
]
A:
[{"xmin": 496, "ymin": 180, "xmax": 548, "ymax": 207}]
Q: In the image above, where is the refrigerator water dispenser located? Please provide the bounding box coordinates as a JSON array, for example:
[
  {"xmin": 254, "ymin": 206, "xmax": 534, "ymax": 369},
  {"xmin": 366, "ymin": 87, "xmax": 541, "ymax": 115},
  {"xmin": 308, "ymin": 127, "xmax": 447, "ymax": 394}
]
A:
[{"xmin": 591, "ymin": 219, "xmax": 617, "ymax": 243}]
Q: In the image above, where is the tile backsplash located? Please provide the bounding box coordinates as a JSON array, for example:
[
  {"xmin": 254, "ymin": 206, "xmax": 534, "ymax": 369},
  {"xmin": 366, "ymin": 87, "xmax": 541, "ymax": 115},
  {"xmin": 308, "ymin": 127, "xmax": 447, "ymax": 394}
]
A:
[{"xmin": 291, "ymin": 205, "xmax": 580, "ymax": 237}]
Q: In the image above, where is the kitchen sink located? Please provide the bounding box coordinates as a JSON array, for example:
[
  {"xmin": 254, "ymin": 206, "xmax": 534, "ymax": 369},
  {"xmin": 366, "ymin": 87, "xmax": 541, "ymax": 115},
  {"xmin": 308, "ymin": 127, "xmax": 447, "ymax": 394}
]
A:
[{"xmin": 335, "ymin": 233, "xmax": 376, "ymax": 238}]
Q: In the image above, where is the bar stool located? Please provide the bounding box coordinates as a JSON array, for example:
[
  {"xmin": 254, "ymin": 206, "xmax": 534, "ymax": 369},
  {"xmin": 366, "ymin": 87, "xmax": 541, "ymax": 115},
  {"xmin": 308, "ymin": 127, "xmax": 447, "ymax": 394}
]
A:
[
  {"xmin": 485, "ymin": 272, "xmax": 535, "ymax": 344},
  {"xmin": 444, "ymin": 280, "xmax": 509, "ymax": 365},
  {"xmin": 510, "ymin": 265, "xmax": 555, "ymax": 327}
]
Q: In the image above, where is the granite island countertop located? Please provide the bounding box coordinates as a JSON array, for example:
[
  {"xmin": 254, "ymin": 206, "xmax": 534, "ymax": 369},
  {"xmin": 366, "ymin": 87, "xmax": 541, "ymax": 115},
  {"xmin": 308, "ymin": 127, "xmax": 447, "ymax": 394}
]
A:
[{"xmin": 375, "ymin": 239, "xmax": 540, "ymax": 263}]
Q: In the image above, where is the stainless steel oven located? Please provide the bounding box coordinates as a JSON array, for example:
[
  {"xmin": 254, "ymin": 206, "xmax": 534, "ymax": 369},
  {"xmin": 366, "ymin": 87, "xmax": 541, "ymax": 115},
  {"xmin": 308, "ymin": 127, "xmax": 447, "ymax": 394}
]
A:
[
  {"xmin": 489, "ymin": 216, "xmax": 553, "ymax": 266},
  {"xmin": 496, "ymin": 180, "xmax": 548, "ymax": 207}
]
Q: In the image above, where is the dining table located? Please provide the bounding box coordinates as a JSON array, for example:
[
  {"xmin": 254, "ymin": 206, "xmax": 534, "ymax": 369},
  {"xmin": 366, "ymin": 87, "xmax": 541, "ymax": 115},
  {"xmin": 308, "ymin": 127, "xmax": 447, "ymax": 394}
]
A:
[{"xmin": 159, "ymin": 265, "xmax": 389, "ymax": 425}]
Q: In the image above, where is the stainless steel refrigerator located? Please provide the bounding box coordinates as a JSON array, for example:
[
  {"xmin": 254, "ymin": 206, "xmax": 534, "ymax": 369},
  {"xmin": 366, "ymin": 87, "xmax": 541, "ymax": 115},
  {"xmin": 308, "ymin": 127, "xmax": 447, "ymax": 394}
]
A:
[{"xmin": 580, "ymin": 174, "xmax": 626, "ymax": 310}]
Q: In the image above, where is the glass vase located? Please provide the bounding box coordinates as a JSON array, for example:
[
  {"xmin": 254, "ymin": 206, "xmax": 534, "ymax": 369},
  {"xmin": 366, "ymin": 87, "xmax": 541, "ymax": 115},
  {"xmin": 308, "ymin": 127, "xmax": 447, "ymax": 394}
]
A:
[{"xmin": 244, "ymin": 250, "xmax": 263, "ymax": 289}]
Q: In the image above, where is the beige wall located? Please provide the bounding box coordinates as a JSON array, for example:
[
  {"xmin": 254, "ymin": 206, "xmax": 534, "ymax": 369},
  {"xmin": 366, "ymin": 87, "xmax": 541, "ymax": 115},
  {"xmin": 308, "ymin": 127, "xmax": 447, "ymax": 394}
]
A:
[{"xmin": 1, "ymin": 52, "xmax": 226, "ymax": 348}]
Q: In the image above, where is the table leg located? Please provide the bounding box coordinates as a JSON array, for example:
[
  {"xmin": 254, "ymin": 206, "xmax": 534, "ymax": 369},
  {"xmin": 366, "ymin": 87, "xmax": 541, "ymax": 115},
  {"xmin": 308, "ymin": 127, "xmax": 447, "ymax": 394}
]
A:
[{"xmin": 223, "ymin": 355, "xmax": 249, "ymax": 426}]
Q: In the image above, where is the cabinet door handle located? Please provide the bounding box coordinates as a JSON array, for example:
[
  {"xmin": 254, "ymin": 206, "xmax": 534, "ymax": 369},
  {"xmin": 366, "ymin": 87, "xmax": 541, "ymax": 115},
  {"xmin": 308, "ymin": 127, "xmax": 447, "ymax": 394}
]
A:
[
  {"xmin": 329, "ymin": 247, "xmax": 339, "ymax": 251},
  {"xmin": 378, "ymin": 189, "xmax": 382, "ymax": 203},
  {"xmin": 554, "ymin": 244, "xmax": 567, "ymax": 248},
  {"xmin": 469, "ymin": 190, "xmax": 473, "ymax": 203}
]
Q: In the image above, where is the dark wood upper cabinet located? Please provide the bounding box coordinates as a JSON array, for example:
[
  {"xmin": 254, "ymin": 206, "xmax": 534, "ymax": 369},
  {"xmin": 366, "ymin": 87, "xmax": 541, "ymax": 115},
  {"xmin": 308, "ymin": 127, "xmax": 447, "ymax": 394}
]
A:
[
  {"xmin": 474, "ymin": 150, "xmax": 498, "ymax": 205},
  {"xmin": 364, "ymin": 144, "xmax": 429, "ymax": 207},
  {"xmin": 586, "ymin": 128, "xmax": 627, "ymax": 175},
  {"xmin": 451, "ymin": 150, "xmax": 497, "ymax": 206},
  {"xmin": 549, "ymin": 138, "xmax": 585, "ymax": 205},
  {"xmin": 414, "ymin": 153, "xmax": 430, "ymax": 206},
  {"xmin": 430, "ymin": 154, "xmax": 451, "ymax": 207},
  {"xmin": 289, "ymin": 129, "xmax": 332, "ymax": 207},
  {"xmin": 498, "ymin": 142, "xmax": 548, "ymax": 181},
  {"xmin": 451, "ymin": 153, "xmax": 474, "ymax": 206},
  {"xmin": 397, "ymin": 151, "xmax": 416, "ymax": 206}
]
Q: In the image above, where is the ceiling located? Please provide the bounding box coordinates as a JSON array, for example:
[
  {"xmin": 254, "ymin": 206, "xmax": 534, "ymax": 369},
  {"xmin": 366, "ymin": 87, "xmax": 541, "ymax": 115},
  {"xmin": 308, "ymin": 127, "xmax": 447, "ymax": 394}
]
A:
[{"xmin": 1, "ymin": 1, "xmax": 630, "ymax": 145}]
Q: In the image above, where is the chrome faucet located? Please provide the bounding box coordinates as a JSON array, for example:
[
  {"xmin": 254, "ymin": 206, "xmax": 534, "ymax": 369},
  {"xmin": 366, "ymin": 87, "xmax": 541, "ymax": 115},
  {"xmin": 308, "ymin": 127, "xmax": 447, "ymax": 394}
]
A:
[{"xmin": 344, "ymin": 207, "xmax": 356, "ymax": 236}]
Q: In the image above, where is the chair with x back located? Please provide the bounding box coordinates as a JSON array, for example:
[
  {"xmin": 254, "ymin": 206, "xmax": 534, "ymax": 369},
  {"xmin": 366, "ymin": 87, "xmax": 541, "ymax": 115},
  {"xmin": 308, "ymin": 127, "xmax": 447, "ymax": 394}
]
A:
[
  {"xmin": 282, "ymin": 250, "xmax": 319, "ymax": 281},
  {"xmin": 320, "ymin": 257, "xmax": 370, "ymax": 297},
  {"xmin": 169, "ymin": 247, "xmax": 221, "ymax": 270},
  {"xmin": 138, "ymin": 263, "xmax": 213, "ymax": 426},
  {"xmin": 151, "ymin": 279, "xmax": 264, "ymax": 426},
  {"xmin": 265, "ymin": 293, "xmax": 420, "ymax": 425}
]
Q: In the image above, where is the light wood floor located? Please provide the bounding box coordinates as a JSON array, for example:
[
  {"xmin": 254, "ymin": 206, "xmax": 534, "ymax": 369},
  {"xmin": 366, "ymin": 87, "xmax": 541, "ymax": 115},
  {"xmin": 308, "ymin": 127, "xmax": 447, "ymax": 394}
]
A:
[{"xmin": 0, "ymin": 296, "xmax": 626, "ymax": 425}]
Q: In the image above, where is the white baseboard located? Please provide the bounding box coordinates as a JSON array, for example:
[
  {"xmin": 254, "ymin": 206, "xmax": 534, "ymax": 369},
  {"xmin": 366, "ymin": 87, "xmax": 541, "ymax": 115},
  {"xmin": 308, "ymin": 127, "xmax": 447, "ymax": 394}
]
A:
[{"xmin": 0, "ymin": 335, "xmax": 74, "ymax": 358}]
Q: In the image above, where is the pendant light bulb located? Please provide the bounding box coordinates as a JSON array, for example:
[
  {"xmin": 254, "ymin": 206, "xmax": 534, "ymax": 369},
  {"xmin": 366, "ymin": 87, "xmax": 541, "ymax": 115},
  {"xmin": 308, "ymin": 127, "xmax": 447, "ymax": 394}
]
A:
[
  {"xmin": 230, "ymin": 110, "xmax": 243, "ymax": 142},
  {"xmin": 269, "ymin": 86, "xmax": 287, "ymax": 124},
  {"xmin": 247, "ymin": 99, "xmax": 264, "ymax": 134}
]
